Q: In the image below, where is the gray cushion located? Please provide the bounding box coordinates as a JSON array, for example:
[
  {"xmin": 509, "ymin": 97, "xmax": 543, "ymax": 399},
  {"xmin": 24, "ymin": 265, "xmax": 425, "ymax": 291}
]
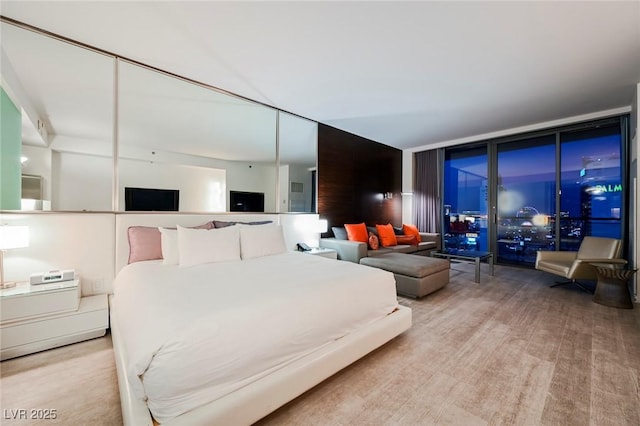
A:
[
  {"xmin": 368, "ymin": 247, "xmax": 393, "ymax": 257},
  {"xmin": 389, "ymin": 244, "xmax": 417, "ymax": 254},
  {"xmin": 213, "ymin": 220, "xmax": 272, "ymax": 228},
  {"xmin": 368, "ymin": 245, "xmax": 416, "ymax": 257},
  {"xmin": 360, "ymin": 253, "xmax": 449, "ymax": 278},
  {"xmin": 332, "ymin": 226, "xmax": 348, "ymax": 240},
  {"xmin": 417, "ymin": 241, "xmax": 436, "ymax": 250}
]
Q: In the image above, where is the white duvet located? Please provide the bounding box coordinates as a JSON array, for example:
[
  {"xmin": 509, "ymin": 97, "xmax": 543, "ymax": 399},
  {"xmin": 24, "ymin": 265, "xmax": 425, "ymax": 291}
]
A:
[{"xmin": 112, "ymin": 252, "xmax": 398, "ymax": 423}]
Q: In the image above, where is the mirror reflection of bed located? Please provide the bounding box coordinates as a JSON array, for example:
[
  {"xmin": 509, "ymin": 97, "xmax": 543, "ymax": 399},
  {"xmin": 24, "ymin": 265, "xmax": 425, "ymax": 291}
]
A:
[{"xmin": 111, "ymin": 214, "xmax": 412, "ymax": 425}]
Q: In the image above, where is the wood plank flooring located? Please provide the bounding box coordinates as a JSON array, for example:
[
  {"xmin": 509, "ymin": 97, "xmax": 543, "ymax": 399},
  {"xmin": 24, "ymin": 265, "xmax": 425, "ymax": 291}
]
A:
[{"xmin": 1, "ymin": 262, "xmax": 639, "ymax": 425}]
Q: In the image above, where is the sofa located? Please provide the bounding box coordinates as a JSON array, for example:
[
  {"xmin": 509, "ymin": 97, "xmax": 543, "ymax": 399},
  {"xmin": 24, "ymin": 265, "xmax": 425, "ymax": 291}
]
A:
[{"xmin": 320, "ymin": 226, "xmax": 441, "ymax": 263}]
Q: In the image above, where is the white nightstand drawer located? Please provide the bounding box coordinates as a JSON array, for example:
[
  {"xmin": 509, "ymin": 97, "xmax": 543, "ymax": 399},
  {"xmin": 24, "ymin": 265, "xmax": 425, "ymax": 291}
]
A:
[
  {"xmin": 1, "ymin": 281, "xmax": 80, "ymax": 324},
  {"xmin": 0, "ymin": 294, "xmax": 108, "ymax": 360}
]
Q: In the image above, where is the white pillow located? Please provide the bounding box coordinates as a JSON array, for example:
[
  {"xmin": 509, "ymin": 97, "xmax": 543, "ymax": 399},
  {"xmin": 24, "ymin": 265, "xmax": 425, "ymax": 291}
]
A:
[
  {"xmin": 177, "ymin": 225, "xmax": 241, "ymax": 267},
  {"xmin": 239, "ymin": 224, "xmax": 287, "ymax": 260},
  {"xmin": 158, "ymin": 227, "xmax": 179, "ymax": 265}
]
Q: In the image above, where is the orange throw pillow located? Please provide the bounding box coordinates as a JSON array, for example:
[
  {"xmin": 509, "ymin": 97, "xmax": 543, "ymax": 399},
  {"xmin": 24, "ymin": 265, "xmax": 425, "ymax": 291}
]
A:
[
  {"xmin": 344, "ymin": 223, "xmax": 368, "ymax": 243},
  {"xmin": 402, "ymin": 224, "xmax": 422, "ymax": 243},
  {"xmin": 396, "ymin": 235, "xmax": 418, "ymax": 246},
  {"xmin": 368, "ymin": 232, "xmax": 379, "ymax": 250},
  {"xmin": 376, "ymin": 224, "xmax": 398, "ymax": 247}
]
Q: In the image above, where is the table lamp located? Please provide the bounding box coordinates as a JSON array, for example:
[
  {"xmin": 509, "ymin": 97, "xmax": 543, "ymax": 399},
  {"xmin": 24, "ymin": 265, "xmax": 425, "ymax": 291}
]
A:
[
  {"xmin": 314, "ymin": 219, "xmax": 328, "ymax": 234},
  {"xmin": 0, "ymin": 225, "xmax": 29, "ymax": 288}
]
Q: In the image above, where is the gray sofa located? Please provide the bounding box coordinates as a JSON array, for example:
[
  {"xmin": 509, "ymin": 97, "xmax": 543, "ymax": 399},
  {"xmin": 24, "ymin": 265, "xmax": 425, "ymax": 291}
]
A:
[{"xmin": 320, "ymin": 232, "xmax": 441, "ymax": 263}]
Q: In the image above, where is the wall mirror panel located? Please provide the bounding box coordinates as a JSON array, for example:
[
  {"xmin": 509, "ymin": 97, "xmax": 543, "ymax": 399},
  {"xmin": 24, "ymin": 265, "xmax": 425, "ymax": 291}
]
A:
[
  {"xmin": 1, "ymin": 19, "xmax": 318, "ymax": 214},
  {"xmin": 0, "ymin": 21, "xmax": 114, "ymax": 211},
  {"xmin": 278, "ymin": 112, "xmax": 317, "ymax": 212},
  {"xmin": 117, "ymin": 60, "xmax": 278, "ymax": 213}
]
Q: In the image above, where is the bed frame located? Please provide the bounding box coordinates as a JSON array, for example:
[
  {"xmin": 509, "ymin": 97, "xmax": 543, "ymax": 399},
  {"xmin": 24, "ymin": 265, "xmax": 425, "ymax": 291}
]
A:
[{"xmin": 111, "ymin": 213, "xmax": 412, "ymax": 425}]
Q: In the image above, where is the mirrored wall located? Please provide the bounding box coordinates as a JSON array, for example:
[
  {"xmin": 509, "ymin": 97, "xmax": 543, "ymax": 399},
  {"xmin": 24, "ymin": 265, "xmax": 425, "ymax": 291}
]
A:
[
  {"xmin": 1, "ymin": 20, "xmax": 114, "ymax": 211},
  {"xmin": 278, "ymin": 112, "xmax": 318, "ymax": 213},
  {"xmin": 0, "ymin": 19, "xmax": 317, "ymax": 213}
]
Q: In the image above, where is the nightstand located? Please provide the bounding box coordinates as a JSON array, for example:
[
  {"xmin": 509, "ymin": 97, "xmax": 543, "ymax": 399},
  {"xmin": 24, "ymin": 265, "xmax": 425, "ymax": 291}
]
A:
[
  {"xmin": 304, "ymin": 247, "xmax": 338, "ymax": 260},
  {"xmin": 0, "ymin": 280, "xmax": 109, "ymax": 360}
]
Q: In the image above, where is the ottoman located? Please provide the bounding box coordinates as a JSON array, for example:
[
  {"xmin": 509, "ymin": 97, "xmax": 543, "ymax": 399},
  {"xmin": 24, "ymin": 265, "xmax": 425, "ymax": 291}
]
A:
[{"xmin": 360, "ymin": 253, "xmax": 450, "ymax": 298}]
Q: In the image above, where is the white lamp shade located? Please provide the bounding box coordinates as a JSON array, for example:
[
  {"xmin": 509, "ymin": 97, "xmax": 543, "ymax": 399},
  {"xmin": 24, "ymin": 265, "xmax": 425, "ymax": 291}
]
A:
[
  {"xmin": 0, "ymin": 226, "xmax": 29, "ymax": 250},
  {"xmin": 314, "ymin": 219, "xmax": 328, "ymax": 233}
]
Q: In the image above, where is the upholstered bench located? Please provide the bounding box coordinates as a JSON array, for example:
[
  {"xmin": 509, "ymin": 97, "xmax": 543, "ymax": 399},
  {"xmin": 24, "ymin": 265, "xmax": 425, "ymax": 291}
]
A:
[{"xmin": 360, "ymin": 253, "xmax": 450, "ymax": 299}]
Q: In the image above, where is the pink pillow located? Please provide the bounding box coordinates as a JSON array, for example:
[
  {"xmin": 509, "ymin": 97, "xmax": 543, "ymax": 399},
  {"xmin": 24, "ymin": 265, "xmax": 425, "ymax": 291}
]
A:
[
  {"xmin": 127, "ymin": 222, "xmax": 214, "ymax": 264},
  {"xmin": 128, "ymin": 227, "xmax": 162, "ymax": 264}
]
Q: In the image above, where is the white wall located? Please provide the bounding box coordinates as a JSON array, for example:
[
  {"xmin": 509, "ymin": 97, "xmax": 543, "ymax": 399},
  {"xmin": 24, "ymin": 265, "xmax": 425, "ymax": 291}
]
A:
[
  {"xmin": 225, "ymin": 162, "xmax": 277, "ymax": 212},
  {"xmin": 47, "ymin": 146, "xmax": 278, "ymax": 212},
  {"xmin": 118, "ymin": 145, "xmax": 278, "ymax": 211},
  {"xmin": 119, "ymin": 159, "xmax": 226, "ymax": 212},
  {"xmin": 1, "ymin": 212, "xmax": 320, "ymax": 295},
  {"xmin": 0, "ymin": 212, "xmax": 115, "ymax": 296},
  {"xmin": 287, "ymin": 164, "xmax": 313, "ymax": 212},
  {"xmin": 279, "ymin": 164, "xmax": 313, "ymax": 212},
  {"xmin": 52, "ymin": 151, "xmax": 113, "ymax": 211}
]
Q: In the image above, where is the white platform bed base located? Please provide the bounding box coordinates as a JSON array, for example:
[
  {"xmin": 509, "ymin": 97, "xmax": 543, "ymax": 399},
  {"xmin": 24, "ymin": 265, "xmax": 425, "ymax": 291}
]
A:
[
  {"xmin": 111, "ymin": 214, "xmax": 412, "ymax": 424},
  {"xmin": 110, "ymin": 296, "xmax": 411, "ymax": 425}
]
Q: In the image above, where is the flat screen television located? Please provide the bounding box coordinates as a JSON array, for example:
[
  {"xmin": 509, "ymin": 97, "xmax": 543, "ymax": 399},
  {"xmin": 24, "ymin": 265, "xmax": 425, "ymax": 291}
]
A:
[
  {"xmin": 125, "ymin": 187, "xmax": 179, "ymax": 211},
  {"xmin": 230, "ymin": 190, "xmax": 264, "ymax": 212}
]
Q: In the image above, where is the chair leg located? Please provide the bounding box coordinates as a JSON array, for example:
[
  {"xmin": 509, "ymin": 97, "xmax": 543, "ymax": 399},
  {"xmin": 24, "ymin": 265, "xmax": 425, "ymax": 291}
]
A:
[
  {"xmin": 550, "ymin": 280, "xmax": 572, "ymax": 288},
  {"xmin": 550, "ymin": 279, "xmax": 593, "ymax": 294}
]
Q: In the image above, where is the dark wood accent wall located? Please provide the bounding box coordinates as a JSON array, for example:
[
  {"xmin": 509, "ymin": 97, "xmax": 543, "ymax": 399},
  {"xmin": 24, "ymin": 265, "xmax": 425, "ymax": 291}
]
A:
[{"xmin": 318, "ymin": 124, "xmax": 402, "ymax": 235}]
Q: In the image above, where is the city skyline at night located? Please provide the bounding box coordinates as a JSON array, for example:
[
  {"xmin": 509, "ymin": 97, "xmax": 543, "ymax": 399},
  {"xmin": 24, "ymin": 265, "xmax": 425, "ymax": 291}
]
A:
[{"xmin": 443, "ymin": 124, "xmax": 623, "ymax": 267}]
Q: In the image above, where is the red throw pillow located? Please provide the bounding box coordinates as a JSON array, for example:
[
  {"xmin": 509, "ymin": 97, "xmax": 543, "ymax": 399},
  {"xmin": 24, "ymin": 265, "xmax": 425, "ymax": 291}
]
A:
[
  {"xmin": 344, "ymin": 223, "xmax": 368, "ymax": 243},
  {"xmin": 402, "ymin": 224, "xmax": 422, "ymax": 243},
  {"xmin": 396, "ymin": 235, "xmax": 418, "ymax": 246},
  {"xmin": 376, "ymin": 224, "xmax": 398, "ymax": 247},
  {"xmin": 368, "ymin": 232, "xmax": 379, "ymax": 250}
]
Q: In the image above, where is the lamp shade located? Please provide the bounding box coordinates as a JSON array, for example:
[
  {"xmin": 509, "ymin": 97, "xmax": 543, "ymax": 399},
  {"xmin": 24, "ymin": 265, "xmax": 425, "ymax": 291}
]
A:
[
  {"xmin": 314, "ymin": 219, "xmax": 328, "ymax": 233},
  {"xmin": 0, "ymin": 226, "xmax": 29, "ymax": 250}
]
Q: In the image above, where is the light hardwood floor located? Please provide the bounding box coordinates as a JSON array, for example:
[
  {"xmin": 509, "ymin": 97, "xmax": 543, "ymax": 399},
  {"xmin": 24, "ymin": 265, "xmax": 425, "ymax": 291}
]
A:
[{"xmin": 1, "ymin": 262, "xmax": 639, "ymax": 425}]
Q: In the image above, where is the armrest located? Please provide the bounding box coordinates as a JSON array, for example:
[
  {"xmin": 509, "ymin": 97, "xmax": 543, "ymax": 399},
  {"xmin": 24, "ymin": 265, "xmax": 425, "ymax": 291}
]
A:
[
  {"xmin": 568, "ymin": 258, "xmax": 628, "ymax": 278},
  {"xmin": 575, "ymin": 258, "xmax": 628, "ymax": 265},
  {"xmin": 319, "ymin": 238, "xmax": 367, "ymax": 263},
  {"xmin": 419, "ymin": 233, "xmax": 441, "ymax": 250},
  {"xmin": 535, "ymin": 250, "xmax": 577, "ymax": 268}
]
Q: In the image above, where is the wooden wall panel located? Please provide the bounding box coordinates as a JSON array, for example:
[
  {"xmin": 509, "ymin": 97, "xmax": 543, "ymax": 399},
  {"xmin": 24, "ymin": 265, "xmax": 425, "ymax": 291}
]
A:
[{"xmin": 318, "ymin": 124, "xmax": 402, "ymax": 236}]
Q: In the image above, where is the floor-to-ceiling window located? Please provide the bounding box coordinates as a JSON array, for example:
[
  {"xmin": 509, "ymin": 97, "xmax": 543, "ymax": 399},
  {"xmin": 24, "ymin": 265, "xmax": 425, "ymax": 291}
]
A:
[
  {"xmin": 443, "ymin": 147, "xmax": 488, "ymax": 252},
  {"xmin": 496, "ymin": 136, "xmax": 556, "ymax": 266},
  {"xmin": 440, "ymin": 116, "xmax": 627, "ymax": 267},
  {"xmin": 560, "ymin": 124, "xmax": 623, "ymax": 251}
]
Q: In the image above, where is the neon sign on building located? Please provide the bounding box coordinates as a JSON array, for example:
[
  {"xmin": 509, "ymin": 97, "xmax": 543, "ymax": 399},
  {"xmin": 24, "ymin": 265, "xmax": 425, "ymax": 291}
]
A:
[{"xmin": 585, "ymin": 184, "xmax": 623, "ymax": 194}]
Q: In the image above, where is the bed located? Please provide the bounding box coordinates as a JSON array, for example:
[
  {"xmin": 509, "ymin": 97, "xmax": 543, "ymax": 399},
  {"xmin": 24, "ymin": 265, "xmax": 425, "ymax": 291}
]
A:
[{"xmin": 110, "ymin": 215, "xmax": 412, "ymax": 425}]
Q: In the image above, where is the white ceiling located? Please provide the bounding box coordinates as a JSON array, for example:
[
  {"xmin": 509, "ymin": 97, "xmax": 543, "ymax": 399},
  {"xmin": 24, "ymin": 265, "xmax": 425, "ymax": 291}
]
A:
[{"xmin": 2, "ymin": 1, "xmax": 639, "ymax": 152}]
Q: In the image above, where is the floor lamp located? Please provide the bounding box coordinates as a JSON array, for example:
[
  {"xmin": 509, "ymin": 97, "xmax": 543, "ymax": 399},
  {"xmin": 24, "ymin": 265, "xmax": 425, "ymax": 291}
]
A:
[{"xmin": 0, "ymin": 225, "xmax": 29, "ymax": 289}]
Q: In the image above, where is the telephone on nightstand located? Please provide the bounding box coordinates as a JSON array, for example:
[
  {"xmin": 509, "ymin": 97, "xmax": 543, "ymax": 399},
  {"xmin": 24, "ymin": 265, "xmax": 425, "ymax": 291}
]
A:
[{"xmin": 297, "ymin": 242, "xmax": 312, "ymax": 252}]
